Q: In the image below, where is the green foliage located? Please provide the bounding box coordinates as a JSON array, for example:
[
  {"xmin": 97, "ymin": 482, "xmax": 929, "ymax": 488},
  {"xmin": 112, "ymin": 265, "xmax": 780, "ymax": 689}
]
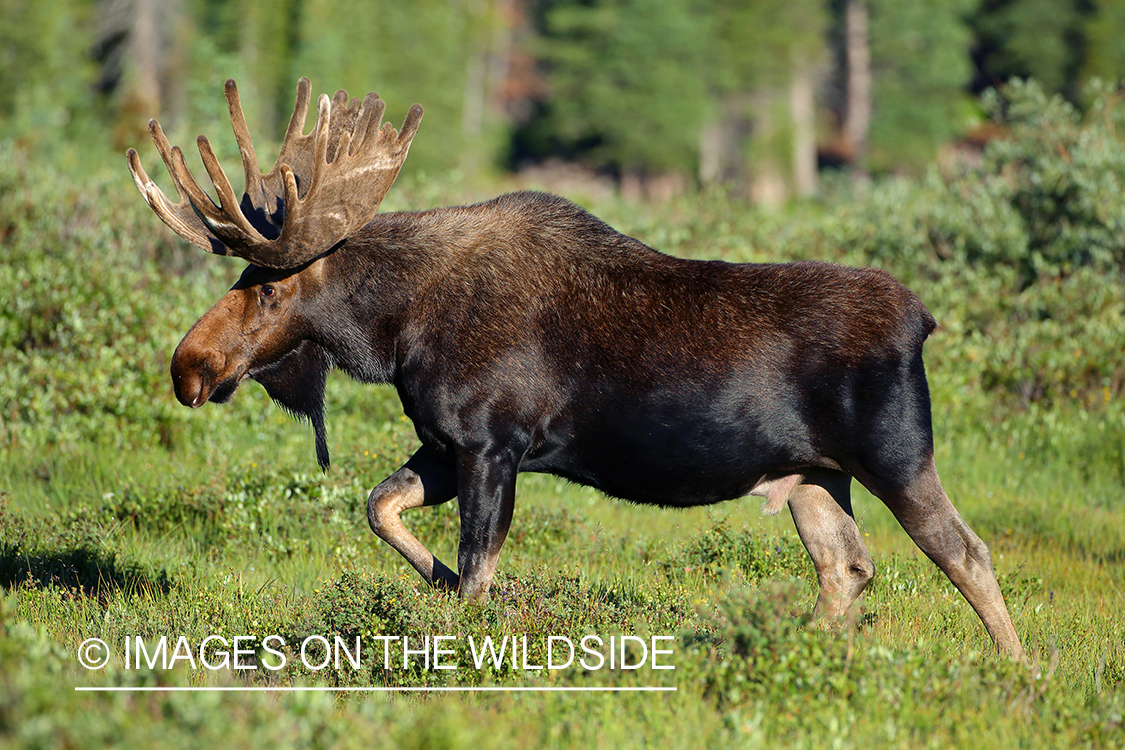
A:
[
  {"xmin": 0, "ymin": 143, "xmax": 196, "ymax": 452},
  {"xmin": 0, "ymin": 496, "xmax": 174, "ymax": 597},
  {"xmin": 291, "ymin": 0, "xmax": 502, "ymax": 176},
  {"xmin": 1084, "ymin": 0, "xmax": 1125, "ymax": 83},
  {"xmin": 4, "ymin": 1, "xmax": 1125, "ymax": 184},
  {"xmin": 662, "ymin": 521, "xmax": 810, "ymax": 585},
  {"xmin": 538, "ymin": 0, "xmax": 710, "ymax": 174},
  {"xmin": 980, "ymin": 79, "xmax": 1125, "ymax": 279},
  {"xmin": 866, "ymin": 0, "xmax": 976, "ymax": 170},
  {"xmin": 972, "ymin": 0, "xmax": 1089, "ymax": 96},
  {"xmin": 683, "ymin": 583, "xmax": 1125, "ymax": 745},
  {"xmin": 0, "ymin": 0, "xmax": 99, "ymax": 144},
  {"xmin": 807, "ymin": 79, "xmax": 1125, "ymax": 418},
  {"xmin": 53, "ymin": 466, "xmax": 369, "ymax": 562},
  {"xmin": 706, "ymin": 0, "xmax": 826, "ymax": 92},
  {"xmin": 287, "ymin": 568, "xmax": 696, "ymax": 687},
  {"xmin": 683, "ymin": 582, "xmax": 842, "ymax": 710}
]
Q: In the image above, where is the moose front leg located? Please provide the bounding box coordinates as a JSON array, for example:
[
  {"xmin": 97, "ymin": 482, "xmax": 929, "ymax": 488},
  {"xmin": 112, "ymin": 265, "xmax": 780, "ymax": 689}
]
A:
[
  {"xmin": 367, "ymin": 446, "xmax": 459, "ymax": 590},
  {"xmin": 455, "ymin": 448, "xmax": 518, "ymax": 601}
]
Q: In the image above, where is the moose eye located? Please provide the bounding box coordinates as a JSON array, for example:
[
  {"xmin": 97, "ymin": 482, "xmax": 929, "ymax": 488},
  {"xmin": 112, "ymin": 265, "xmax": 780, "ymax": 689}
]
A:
[{"xmin": 261, "ymin": 285, "xmax": 276, "ymax": 299}]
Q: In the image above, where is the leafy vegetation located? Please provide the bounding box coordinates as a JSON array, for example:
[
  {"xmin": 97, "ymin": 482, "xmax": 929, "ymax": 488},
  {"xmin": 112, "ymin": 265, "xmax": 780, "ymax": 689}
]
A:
[
  {"xmin": 0, "ymin": 80, "xmax": 1123, "ymax": 747},
  {"xmin": 4, "ymin": 1, "xmax": 1125, "ymax": 190}
]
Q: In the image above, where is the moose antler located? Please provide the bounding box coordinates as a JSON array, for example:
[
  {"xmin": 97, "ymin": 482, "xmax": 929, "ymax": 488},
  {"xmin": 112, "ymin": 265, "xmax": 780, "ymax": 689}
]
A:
[{"xmin": 126, "ymin": 78, "xmax": 423, "ymax": 269}]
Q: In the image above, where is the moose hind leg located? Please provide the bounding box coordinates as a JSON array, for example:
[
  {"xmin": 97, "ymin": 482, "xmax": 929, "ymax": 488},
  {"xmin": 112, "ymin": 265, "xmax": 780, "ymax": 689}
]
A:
[
  {"xmin": 367, "ymin": 446, "xmax": 459, "ymax": 590},
  {"xmin": 787, "ymin": 470, "xmax": 875, "ymax": 619},
  {"xmin": 871, "ymin": 457, "xmax": 1024, "ymax": 659}
]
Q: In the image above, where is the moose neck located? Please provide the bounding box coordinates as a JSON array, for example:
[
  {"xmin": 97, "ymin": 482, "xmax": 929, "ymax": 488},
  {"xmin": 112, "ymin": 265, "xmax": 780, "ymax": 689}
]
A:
[{"xmin": 312, "ymin": 204, "xmax": 487, "ymax": 386}]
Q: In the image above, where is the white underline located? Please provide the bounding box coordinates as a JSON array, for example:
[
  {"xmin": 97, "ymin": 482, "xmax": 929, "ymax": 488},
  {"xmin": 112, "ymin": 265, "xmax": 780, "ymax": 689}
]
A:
[{"xmin": 75, "ymin": 686, "xmax": 677, "ymax": 693}]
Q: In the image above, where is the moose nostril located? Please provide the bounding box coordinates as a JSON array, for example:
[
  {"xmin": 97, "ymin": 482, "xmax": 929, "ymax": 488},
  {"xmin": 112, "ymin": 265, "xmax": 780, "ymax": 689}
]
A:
[
  {"xmin": 171, "ymin": 349, "xmax": 223, "ymax": 408},
  {"xmin": 171, "ymin": 368, "xmax": 206, "ymax": 408}
]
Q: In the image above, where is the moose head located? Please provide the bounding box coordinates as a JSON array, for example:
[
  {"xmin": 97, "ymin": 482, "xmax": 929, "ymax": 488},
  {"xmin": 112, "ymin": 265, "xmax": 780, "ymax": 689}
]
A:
[{"xmin": 127, "ymin": 79, "xmax": 422, "ymax": 468}]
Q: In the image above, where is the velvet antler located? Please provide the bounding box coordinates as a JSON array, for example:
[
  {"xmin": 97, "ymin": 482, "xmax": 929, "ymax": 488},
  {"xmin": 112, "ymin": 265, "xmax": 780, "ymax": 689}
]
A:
[{"xmin": 126, "ymin": 78, "xmax": 423, "ymax": 269}]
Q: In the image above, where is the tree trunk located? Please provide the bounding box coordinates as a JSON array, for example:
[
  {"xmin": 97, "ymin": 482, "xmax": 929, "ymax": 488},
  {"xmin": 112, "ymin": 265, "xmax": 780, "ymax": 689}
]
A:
[
  {"xmin": 129, "ymin": 0, "xmax": 161, "ymax": 116},
  {"xmin": 789, "ymin": 61, "xmax": 817, "ymax": 197},
  {"xmin": 844, "ymin": 0, "xmax": 871, "ymax": 174},
  {"xmin": 99, "ymin": 0, "xmax": 186, "ymax": 147},
  {"xmin": 748, "ymin": 90, "xmax": 788, "ymax": 207},
  {"xmin": 698, "ymin": 98, "xmax": 748, "ymax": 188}
]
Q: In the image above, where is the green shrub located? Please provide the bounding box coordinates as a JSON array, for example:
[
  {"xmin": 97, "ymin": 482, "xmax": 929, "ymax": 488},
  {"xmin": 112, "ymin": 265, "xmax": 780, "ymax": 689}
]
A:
[
  {"xmin": 981, "ymin": 79, "xmax": 1125, "ymax": 282},
  {"xmin": 288, "ymin": 568, "xmax": 698, "ymax": 687},
  {"xmin": 662, "ymin": 521, "xmax": 810, "ymax": 585},
  {"xmin": 683, "ymin": 583, "xmax": 1125, "ymax": 745}
]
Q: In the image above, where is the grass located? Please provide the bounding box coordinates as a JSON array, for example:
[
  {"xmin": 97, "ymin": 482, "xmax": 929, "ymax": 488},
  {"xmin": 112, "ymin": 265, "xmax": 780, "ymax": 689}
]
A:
[
  {"xmin": 1, "ymin": 371, "xmax": 1122, "ymax": 748},
  {"xmin": 2, "ymin": 145, "xmax": 1123, "ymax": 746}
]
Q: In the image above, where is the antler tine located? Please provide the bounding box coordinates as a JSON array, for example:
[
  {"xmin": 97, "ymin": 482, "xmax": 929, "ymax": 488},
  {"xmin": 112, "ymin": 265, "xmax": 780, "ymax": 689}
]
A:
[
  {"xmin": 125, "ymin": 120, "xmax": 219, "ymax": 253},
  {"xmin": 400, "ymin": 104, "xmax": 424, "ymax": 147},
  {"xmin": 194, "ymin": 134, "xmax": 271, "ymax": 249},
  {"xmin": 284, "ymin": 78, "xmax": 313, "ymax": 143},
  {"xmin": 355, "ymin": 93, "xmax": 388, "ymax": 154},
  {"xmin": 310, "ymin": 93, "xmax": 333, "ymax": 191},
  {"xmin": 224, "ymin": 79, "xmax": 267, "ymax": 217},
  {"xmin": 126, "ymin": 77, "xmax": 423, "ymax": 270},
  {"xmin": 127, "ymin": 145, "xmax": 213, "ymax": 251},
  {"xmin": 264, "ymin": 78, "xmax": 319, "ymax": 203}
]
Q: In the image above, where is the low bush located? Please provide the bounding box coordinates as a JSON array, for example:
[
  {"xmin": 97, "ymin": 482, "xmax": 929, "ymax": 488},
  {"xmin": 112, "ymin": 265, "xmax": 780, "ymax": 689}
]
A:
[{"xmin": 661, "ymin": 521, "xmax": 810, "ymax": 585}]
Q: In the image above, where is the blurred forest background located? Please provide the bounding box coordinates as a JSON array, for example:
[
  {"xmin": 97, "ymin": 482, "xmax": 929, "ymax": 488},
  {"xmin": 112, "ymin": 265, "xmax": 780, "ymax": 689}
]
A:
[{"xmin": 2, "ymin": 0, "xmax": 1124, "ymax": 199}]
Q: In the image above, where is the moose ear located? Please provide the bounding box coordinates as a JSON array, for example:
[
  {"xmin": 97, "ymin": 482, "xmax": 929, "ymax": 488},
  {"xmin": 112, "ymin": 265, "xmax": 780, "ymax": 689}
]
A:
[{"xmin": 252, "ymin": 341, "xmax": 333, "ymax": 471}]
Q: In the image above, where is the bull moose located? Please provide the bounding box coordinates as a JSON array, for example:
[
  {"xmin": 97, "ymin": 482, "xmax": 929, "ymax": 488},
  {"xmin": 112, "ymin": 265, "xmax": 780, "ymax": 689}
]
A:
[{"xmin": 127, "ymin": 78, "xmax": 1023, "ymax": 659}]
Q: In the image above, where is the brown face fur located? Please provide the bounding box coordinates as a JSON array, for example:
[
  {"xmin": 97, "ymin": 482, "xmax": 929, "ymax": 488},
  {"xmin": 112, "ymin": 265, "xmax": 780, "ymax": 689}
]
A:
[{"xmin": 170, "ymin": 261, "xmax": 324, "ymax": 408}]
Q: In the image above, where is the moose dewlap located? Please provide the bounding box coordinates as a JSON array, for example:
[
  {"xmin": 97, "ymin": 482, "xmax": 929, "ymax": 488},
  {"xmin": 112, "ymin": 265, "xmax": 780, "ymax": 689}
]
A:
[{"xmin": 127, "ymin": 78, "xmax": 1024, "ymax": 660}]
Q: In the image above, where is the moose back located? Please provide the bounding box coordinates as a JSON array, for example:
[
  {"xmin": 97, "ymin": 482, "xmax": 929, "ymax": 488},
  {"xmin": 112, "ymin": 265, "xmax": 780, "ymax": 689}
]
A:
[{"xmin": 127, "ymin": 78, "xmax": 1023, "ymax": 659}]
